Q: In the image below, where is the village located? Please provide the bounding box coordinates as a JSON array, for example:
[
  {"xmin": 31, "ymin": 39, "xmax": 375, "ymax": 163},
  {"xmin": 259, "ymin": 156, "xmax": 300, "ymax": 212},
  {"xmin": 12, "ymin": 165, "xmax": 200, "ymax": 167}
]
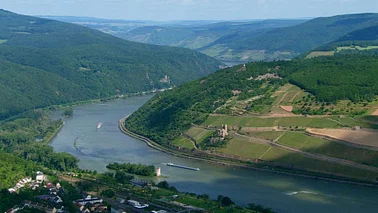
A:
[{"xmin": 5, "ymin": 171, "xmax": 110, "ymax": 213}]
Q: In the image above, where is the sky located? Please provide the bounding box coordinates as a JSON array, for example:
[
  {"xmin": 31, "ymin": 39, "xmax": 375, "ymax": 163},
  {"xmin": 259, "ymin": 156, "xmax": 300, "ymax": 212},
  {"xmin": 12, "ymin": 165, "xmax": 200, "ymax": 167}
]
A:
[{"xmin": 2, "ymin": 0, "xmax": 378, "ymax": 21}]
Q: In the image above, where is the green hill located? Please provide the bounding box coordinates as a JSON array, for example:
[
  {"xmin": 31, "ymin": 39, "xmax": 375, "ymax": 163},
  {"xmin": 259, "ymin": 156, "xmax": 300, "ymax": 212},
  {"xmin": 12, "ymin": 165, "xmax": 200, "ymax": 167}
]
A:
[
  {"xmin": 314, "ymin": 25, "xmax": 378, "ymax": 52},
  {"xmin": 0, "ymin": 10, "xmax": 221, "ymax": 119},
  {"xmin": 123, "ymin": 14, "xmax": 378, "ymax": 62},
  {"xmin": 122, "ymin": 20, "xmax": 306, "ymax": 62},
  {"xmin": 125, "ymin": 54, "xmax": 378, "ymax": 144}
]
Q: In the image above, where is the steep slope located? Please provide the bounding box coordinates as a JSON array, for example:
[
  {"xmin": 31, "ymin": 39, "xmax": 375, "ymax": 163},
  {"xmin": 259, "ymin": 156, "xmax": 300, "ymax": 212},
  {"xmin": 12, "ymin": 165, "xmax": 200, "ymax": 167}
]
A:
[
  {"xmin": 0, "ymin": 10, "xmax": 221, "ymax": 119},
  {"xmin": 125, "ymin": 55, "xmax": 378, "ymax": 144}
]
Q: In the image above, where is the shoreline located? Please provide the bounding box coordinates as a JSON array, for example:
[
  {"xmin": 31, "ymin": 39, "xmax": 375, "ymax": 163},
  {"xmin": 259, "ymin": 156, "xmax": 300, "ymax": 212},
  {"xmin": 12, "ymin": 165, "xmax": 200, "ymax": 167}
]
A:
[
  {"xmin": 44, "ymin": 122, "xmax": 65, "ymax": 145},
  {"xmin": 119, "ymin": 115, "xmax": 378, "ymax": 187}
]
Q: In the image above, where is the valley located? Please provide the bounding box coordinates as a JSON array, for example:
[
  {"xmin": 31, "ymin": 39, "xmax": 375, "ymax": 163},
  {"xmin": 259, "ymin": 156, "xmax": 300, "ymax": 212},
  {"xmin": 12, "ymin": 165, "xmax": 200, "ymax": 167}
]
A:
[{"xmin": 2, "ymin": 4, "xmax": 378, "ymax": 212}]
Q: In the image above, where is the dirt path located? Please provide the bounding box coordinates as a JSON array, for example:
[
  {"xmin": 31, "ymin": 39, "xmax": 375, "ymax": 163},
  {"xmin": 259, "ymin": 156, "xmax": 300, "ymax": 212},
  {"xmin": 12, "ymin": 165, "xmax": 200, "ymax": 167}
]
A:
[
  {"xmin": 276, "ymin": 92, "xmax": 288, "ymax": 105},
  {"xmin": 289, "ymin": 91, "xmax": 301, "ymax": 103},
  {"xmin": 234, "ymin": 133, "xmax": 378, "ymax": 173}
]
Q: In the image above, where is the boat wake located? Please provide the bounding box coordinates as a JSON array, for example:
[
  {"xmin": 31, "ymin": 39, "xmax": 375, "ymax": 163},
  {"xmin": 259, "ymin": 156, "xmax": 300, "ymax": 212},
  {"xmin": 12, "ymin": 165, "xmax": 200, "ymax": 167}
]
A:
[{"xmin": 285, "ymin": 190, "xmax": 318, "ymax": 196}]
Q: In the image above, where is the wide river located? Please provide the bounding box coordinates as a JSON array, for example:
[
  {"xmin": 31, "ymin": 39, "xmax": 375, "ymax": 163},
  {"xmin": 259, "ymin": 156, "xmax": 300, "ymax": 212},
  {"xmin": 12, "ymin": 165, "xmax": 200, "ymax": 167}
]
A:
[{"xmin": 51, "ymin": 95, "xmax": 378, "ymax": 213}]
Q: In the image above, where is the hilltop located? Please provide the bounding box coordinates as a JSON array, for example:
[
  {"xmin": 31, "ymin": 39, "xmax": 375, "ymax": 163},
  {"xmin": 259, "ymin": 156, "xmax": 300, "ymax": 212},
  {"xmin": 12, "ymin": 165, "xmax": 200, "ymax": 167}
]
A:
[
  {"xmin": 125, "ymin": 54, "xmax": 378, "ymax": 182},
  {"xmin": 0, "ymin": 10, "xmax": 221, "ymax": 119},
  {"xmin": 111, "ymin": 13, "xmax": 378, "ymax": 62}
]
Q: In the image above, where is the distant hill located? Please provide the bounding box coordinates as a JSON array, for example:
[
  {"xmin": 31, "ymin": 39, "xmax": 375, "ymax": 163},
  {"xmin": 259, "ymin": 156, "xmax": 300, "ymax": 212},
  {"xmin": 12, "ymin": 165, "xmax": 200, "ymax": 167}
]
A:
[
  {"xmin": 305, "ymin": 24, "xmax": 378, "ymax": 58},
  {"xmin": 117, "ymin": 14, "xmax": 378, "ymax": 62},
  {"xmin": 123, "ymin": 19, "xmax": 306, "ymax": 62},
  {"xmin": 0, "ymin": 10, "xmax": 221, "ymax": 119}
]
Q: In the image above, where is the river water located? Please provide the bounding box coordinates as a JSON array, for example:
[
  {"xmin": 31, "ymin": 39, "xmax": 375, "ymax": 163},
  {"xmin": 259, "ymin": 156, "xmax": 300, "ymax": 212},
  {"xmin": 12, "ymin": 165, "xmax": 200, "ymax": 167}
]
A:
[{"xmin": 50, "ymin": 95, "xmax": 378, "ymax": 213}]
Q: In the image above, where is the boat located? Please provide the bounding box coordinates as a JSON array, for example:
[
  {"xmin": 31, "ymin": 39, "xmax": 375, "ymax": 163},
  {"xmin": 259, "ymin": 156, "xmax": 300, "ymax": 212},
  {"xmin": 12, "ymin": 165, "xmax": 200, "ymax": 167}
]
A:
[
  {"xmin": 96, "ymin": 122, "xmax": 102, "ymax": 129},
  {"xmin": 166, "ymin": 162, "xmax": 200, "ymax": 171}
]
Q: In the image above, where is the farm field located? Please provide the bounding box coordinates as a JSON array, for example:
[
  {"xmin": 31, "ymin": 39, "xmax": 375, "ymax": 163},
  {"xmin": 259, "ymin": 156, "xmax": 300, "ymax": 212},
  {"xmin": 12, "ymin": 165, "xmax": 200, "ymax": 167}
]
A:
[
  {"xmin": 307, "ymin": 128, "xmax": 378, "ymax": 148},
  {"xmin": 217, "ymin": 135, "xmax": 378, "ymax": 181},
  {"xmin": 185, "ymin": 127, "xmax": 215, "ymax": 144},
  {"xmin": 203, "ymin": 115, "xmax": 342, "ymax": 128},
  {"xmin": 336, "ymin": 45, "xmax": 378, "ymax": 51},
  {"xmin": 171, "ymin": 136, "xmax": 196, "ymax": 149},
  {"xmin": 244, "ymin": 131, "xmax": 284, "ymax": 141},
  {"xmin": 271, "ymin": 84, "xmax": 307, "ymax": 113},
  {"xmin": 277, "ymin": 131, "xmax": 378, "ymax": 167},
  {"xmin": 259, "ymin": 147, "xmax": 378, "ymax": 181},
  {"xmin": 305, "ymin": 51, "xmax": 335, "ymax": 58},
  {"xmin": 218, "ymin": 137, "xmax": 271, "ymax": 159}
]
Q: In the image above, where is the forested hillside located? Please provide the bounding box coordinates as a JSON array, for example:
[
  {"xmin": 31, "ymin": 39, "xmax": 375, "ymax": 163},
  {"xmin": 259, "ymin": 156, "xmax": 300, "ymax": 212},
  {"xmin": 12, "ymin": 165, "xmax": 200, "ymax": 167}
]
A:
[
  {"xmin": 315, "ymin": 25, "xmax": 378, "ymax": 51},
  {"xmin": 125, "ymin": 54, "xmax": 378, "ymax": 144},
  {"xmin": 124, "ymin": 20, "xmax": 305, "ymax": 49},
  {"xmin": 120, "ymin": 13, "xmax": 378, "ymax": 62},
  {"xmin": 0, "ymin": 10, "xmax": 221, "ymax": 119}
]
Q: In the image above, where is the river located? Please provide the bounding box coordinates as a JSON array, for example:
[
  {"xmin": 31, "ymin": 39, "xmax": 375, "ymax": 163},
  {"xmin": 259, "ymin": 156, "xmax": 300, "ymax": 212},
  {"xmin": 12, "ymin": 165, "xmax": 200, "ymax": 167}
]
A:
[{"xmin": 50, "ymin": 95, "xmax": 378, "ymax": 213}]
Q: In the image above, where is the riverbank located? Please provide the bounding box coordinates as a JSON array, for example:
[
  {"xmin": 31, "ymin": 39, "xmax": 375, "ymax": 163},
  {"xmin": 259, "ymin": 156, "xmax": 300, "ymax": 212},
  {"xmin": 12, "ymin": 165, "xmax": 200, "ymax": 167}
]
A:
[
  {"xmin": 44, "ymin": 122, "xmax": 65, "ymax": 144},
  {"xmin": 120, "ymin": 115, "xmax": 378, "ymax": 187}
]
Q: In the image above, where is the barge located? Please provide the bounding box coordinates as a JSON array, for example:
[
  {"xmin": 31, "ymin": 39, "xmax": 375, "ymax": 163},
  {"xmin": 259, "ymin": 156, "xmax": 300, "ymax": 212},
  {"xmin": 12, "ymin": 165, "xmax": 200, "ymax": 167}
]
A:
[{"xmin": 166, "ymin": 162, "xmax": 200, "ymax": 171}]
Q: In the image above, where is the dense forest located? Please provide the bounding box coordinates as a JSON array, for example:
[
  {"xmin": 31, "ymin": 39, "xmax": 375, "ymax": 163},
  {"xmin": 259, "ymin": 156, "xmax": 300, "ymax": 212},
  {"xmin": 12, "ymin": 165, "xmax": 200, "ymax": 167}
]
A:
[
  {"xmin": 0, "ymin": 9, "xmax": 221, "ymax": 119},
  {"xmin": 315, "ymin": 25, "xmax": 378, "ymax": 51},
  {"xmin": 107, "ymin": 162, "xmax": 156, "ymax": 176},
  {"xmin": 126, "ymin": 62, "xmax": 286, "ymax": 144},
  {"xmin": 0, "ymin": 110, "xmax": 79, "ymax": 172},
  {"xmin": 122, "ymin": 13, "xmax": 378, "ymax": 61},
  {"xmin": 225, "ymin": 13, "xmax": 378, "ymax": 53},
  {"xmin": 125, "ymin": 54, "xmax": 378, "ymax": 145}
]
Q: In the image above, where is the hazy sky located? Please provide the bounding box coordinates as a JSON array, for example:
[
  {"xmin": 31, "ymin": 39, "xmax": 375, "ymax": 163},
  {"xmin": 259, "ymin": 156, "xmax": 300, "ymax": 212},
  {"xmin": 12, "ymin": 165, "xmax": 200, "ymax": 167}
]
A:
[{"xmin": 2, "ymin": 0, "xmax": 378, "ymax": 21}]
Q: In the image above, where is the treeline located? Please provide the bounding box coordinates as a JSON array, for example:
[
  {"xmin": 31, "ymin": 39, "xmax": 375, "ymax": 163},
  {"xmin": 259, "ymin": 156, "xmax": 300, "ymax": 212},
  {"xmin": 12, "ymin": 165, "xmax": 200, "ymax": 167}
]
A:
[
  {"xmin": 106, "ymin": 162, "xmax": 156, "ymax": 176},
  {"xmin": 287, "ymin": 55, "xmax": 378, "ymax": 103}
]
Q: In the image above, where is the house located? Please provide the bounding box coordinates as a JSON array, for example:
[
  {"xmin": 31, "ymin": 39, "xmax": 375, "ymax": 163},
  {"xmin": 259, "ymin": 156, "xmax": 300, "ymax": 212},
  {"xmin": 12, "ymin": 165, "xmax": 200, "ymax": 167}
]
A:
[
  {"xmin": 74, "ymin": 195, "xmax": 103, "ymax": 205},
  {"xmin": 151, "ymin": 211, "xmax": 167, "ymax": 213},
  {"xmin": 127, "ymin": 200, "xmax": 149, "ymax": 209},
  {"xmin": 36, "ymin": 172, "xmax": 47, "ymax": 183}
]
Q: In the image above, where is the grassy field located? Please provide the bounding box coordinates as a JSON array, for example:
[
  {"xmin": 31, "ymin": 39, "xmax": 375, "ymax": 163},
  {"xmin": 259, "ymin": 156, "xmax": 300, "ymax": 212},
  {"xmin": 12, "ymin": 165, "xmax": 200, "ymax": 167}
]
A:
[
  {"xmin": 305, "ymin": 51, "xmax": 335, "ymax": 58},
  {"xmin": 337, "ymin": 45, "xmax": 378, "ymax": 51},
  {"xmin": 245, "ymin": 131, "xmax": 284, "ymax": 141},
  {"xmin": 219, "ymin": 137, "xmax": 271, "ymax": 159},
  {"xmin": 171, "ymin": 136, "xmax": 196, "ymax": 149},
  {"xmin": 185, "ymin": 127, "xmax": 215, "ymax": 144},
  {"xmin": 272, "ymin": 84, "xmax": 307, "ymax": 106},
  {"xmin": 204, "ymin": 115, "xmax": 342, "ymax": 128},
  {"xmin": 359, "ymin": 115, "xmax": 378, "ymax": 124},
  {"xmin": 217, "ymin": 135, "xmax": 378, "ymax": 181},
  {"xmin": 277, "ymin": 132, "xmax": 378, "ymax": 167},
  {"xmin": 260, "ymin": 147, "xmax": 378, "ymax": 181}
]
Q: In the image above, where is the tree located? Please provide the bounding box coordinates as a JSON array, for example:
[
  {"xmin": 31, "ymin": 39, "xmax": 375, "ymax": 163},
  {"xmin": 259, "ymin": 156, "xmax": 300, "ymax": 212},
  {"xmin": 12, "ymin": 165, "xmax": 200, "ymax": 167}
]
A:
[
  {"xmin": 101, "ymin": 189, "xmax": 115, "ymax": 198},
  {"xmin": 63, "ymin": 107, "xmax": 73, "ymax": 117},
  {"xmin": 157, "ymin": 181, "xmax": 169, "ymax": 189}
]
